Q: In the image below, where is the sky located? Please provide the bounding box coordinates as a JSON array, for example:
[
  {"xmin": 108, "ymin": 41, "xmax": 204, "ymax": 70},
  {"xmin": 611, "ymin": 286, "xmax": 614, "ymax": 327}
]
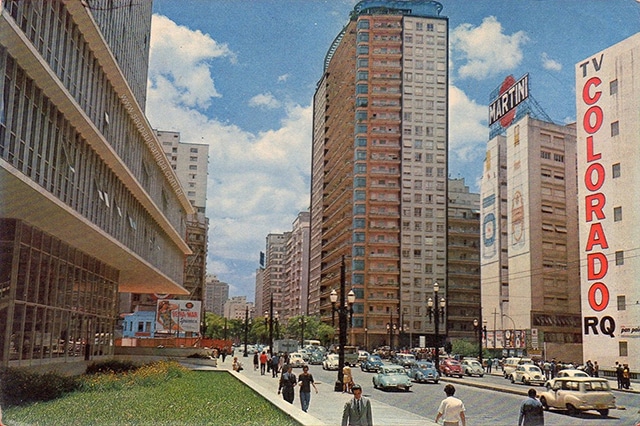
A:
[{"xmin": 145, "ymin": 0, "xmax": 640, "ymax": 302}]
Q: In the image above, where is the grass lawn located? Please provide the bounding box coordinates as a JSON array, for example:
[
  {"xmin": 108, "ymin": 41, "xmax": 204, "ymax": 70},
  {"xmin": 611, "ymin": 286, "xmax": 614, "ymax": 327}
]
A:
[{"xmin": 4, "ymin": 370, "xmax": 301, "ymax": 426}]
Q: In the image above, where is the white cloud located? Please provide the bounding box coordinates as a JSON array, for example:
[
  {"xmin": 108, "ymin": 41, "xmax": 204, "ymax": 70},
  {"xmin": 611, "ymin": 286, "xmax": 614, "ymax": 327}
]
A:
[
  {"xmin": 451, "ymin": 16, "xmax": 529, "ymax": 80},
  {"xmin": 248, "ymin": 92, "xmax": 282, "ymax": 109},
  {"xmin": 149, "ymin": 14, "xmax": 236, "ymax": 108},
  {"xmin": 448, "ymin": 85, "xmax": 488, "ymax": 163},
  {"xmin": 278, "ymin": 74, "xmax": 290, "ymax": 82},
  {"xmin": 541, "ymin": 52, "xmax": 562, "ymax": 71},
  {"xmin": 146, "ymin": 16, "xmax": 311, "ymax": 298}
]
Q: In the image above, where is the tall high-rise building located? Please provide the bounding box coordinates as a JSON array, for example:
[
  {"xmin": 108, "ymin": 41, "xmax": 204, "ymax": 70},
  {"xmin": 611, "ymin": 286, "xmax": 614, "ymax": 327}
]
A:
[
  {"xmin": 576, "ymin": 32, "xmax": 640, "ymax": 368},
  {"xmin": 260, "ymin": 233, "xmax": 289, "ymax": 317},
  {"xmin": 481, "ymin": 111, "xmax": 581, "ymax": 361},
  {"xmin": 283, "ymin": 211, "xmax": 310, "ymax": 320},
  {"xmin": 204, "ymin": 275, "xmax": 229, "ymax": 316},
  {"xmin": 0, "ymin": 0, "xmax": 193, "ymax": 369},
  {"xmin": 309, "ymin": 0, "xmax": 449, "ymax": 349}
]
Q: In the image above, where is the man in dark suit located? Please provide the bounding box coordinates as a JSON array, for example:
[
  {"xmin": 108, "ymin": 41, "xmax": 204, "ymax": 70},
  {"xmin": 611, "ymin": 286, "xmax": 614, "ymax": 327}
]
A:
[{"xmin": 341, "ymin": 384, "xmax": 373, "ymax": 426}]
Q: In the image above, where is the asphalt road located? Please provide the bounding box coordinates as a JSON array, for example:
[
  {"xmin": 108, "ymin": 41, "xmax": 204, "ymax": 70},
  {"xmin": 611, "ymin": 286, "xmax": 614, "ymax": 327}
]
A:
[{"xmin": 311, "ymin": 362, "xmax": 640, "ymax": 426}]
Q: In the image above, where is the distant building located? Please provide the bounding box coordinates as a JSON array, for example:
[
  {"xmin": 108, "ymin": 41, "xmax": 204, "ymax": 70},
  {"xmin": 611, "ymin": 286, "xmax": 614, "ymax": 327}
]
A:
[
  {"xmin": 283, "ymin": 212, "xmax": 310, "ymax": 320},
  {"xmin": 260, "ymin": 233, "xmax": 289, "ymax": 317},
  {"xmin": 204, "ymin": 276, "xmax": 229, "ymax": 316},
  {"xmin": 0, "ymin": 0, "xmax": 192, "ymax": 369},
  {"xmin": 576, "ymin": 33, "xmax": 640, "ymax": 368},
  {"xmin": 446, "ymin": 178, "xmax": 481, "ymax": 343},
  {"xmin": 223, "ymin": 296, "xmax": 253, "ymax": 321}
]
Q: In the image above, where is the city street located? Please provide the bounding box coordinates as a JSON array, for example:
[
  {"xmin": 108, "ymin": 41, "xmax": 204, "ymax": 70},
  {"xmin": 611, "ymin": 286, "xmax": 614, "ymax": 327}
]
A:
[{"xmin": 230, "ymin": 356, "xmax": 640, "ymax": 426}]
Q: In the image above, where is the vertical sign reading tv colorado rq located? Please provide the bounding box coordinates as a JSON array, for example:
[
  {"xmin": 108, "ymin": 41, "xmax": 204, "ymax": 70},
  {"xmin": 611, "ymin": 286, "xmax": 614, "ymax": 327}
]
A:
[{"xmin": 489, "ymin": 74, "xmax": 529, "ymax": 127}]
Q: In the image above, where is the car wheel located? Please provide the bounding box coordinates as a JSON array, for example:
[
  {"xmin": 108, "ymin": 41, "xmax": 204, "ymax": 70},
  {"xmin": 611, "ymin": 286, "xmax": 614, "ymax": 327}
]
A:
[
  {"xmin": 566, "ymin": 404, "xmax": 579, "ymax": 416},
  {"xmin": 372, "ymin": 378, "xmax": 377, "ymax": 389},
  {"xmin": 361, "ymin": 365, "xmax": 365, "ymax": 371},
  {"xmin": 522, "ymin": 377, "xmax": 528, "ymax": 385},
  {"xmin": 510, "ymin": 375, "xmax": 515, "ymax": 383},
  {"xmin": 540, "ymin": 397, "xmax": 549, "ymax": 411},
  {"xmin": 598, "ymin": 409, "xmax": 609, "ymax": 417},
  {"xmin": 433, "ymin": 379, "xmax": 439, "ymax": 384},
  {"xmin": 479, "ymin": 374, "xmax": 484, "ymax": 377}
]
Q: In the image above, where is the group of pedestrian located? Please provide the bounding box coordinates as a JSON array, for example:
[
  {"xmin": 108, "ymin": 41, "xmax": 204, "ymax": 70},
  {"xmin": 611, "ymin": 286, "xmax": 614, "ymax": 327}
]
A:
[
  {"xmin": 277, "ymin": 364, "xmax": 318, "ymax": 412},
  {"xmin": 615, "ymin": 361, "xmax": 632, "ymax": 389}
]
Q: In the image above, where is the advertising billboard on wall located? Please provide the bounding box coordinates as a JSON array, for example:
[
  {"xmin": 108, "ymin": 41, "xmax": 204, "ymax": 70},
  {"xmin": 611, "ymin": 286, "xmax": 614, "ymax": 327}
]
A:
[{"xmin": 156, "ymin": 300, "xmax": 202, "ymax": 334}]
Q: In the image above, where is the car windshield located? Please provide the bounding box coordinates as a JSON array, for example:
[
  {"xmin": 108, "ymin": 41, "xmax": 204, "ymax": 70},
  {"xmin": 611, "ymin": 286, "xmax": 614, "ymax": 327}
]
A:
[
  {"xmin": 527, "ymin": 366, "xmax": 542, "ymax": 373},
  {"xmin": 417, "ymin": 362, "xmax": 433, "ymax": 369},
  {"xmin": 369, "ymin": 356, "xmax": 382, "ymax": 362}
]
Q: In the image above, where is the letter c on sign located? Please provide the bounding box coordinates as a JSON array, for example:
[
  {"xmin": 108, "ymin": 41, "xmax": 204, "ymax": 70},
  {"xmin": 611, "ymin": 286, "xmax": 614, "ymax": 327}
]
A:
[
  {"xmin": 583, "ymin": 106, "xmax": 603, "ymax": 134},
  {"xmin": 588, "ymin": 282, "xmax": 609, "ymax": 312},
  {"xmin": 582, "ymin": 77, "xmax": 602, "ymax": 105}
]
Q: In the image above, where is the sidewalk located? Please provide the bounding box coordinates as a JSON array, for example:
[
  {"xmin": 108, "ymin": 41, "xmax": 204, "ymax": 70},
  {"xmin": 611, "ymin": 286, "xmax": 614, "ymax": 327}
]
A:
[{"xmin": 183, "ymin": 356, "xmax": 437, "ymax": 426}]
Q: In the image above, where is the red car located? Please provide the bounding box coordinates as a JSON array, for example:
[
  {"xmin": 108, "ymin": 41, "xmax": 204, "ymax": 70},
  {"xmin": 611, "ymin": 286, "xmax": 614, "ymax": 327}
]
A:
[{"xmin": 440, "ymin": 358, "xmax": 464, "ymax": 378}]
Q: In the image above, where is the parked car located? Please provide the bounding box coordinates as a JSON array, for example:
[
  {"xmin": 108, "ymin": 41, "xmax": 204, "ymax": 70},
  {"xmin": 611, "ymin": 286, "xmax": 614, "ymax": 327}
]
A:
[
  {"xmin": 544, "ymin": 369, "xmax": 590, "ymax": 389},
  {"xmin": 361, "ymin": 355, "xmax": 384, "ymax": 372},
  {"xmin": 372, "ymin": 365, "xmax": 413, "ymax": 391},
  {"xmin": 461, "ymin": 359, "xmax": 484, "ymax": 377},
  {"xmin": 510, "ymin": 364, "xmax": 545, "ymax": 385},
  {"xmin": 440, "ymin": 358, "xmax": 464, "ymax": 378},
  {"xmin": 407, "ymin": 361, "xmax": 439, "ymax": 383},
  {"xmin": 539, "ymin": 377, "xmax": 616, "ymax": 417},
  {"xmin": 288, "ymin": 352, "xmax": 307, "ymax": 368},
  {"xmin": 358, "ymin": 350, "xmax": 370, "ymax": 363},
  {"xmin": 392, "ymin": 353, "xmax": 417, "ymax": 368},
  {"xmin": 322, "ymin": 353, "xmax": 340, "ymax": 370}
]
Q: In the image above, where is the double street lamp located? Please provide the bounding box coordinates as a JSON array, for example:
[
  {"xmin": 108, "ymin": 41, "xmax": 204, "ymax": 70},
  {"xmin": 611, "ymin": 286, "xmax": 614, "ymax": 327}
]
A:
[
  {"xmin": 330, "ymin": 256, "xmax": 356, "ymax": 392},
  {"xmin": 427, "ymin": 282, "xmax": 446, "ymax": 368},
  {"xmin": 264, "ymin": 294, "xmax": 279, "ymax": 355},
  {"xmin": 243, "ymin": 306, "xmax": 251, "ymax": 357},
  {"xmin": 473, "ymin": 318, "xmax": 487, "ymax": 366}
]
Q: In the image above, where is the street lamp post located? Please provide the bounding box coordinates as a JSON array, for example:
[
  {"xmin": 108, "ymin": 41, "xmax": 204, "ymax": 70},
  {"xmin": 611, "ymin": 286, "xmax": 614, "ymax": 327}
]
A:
[
  {"xmin": 299, "ymin": 316, "xmax": 306, "ymax": 347},
  {"xmin": 243, "ymin": 306, "xmax": 250, "ymax": 357},
  {"xmin": 264, "ymin": 295, "xmax": 278, "ymax": 355},
  {"xmin": 502, "ymin": 313, "xmax": 516, "ymax": 355},
  {"xmin": 473, "ymin": 318, "xmax": 486, "ymax": 366},
  {"xmin": 427, "ymin": 282, "xmax": 446, "ymax": 368},
  {"xmin": 330, "ymin": 256, "xmax": 356, "ymax": 392}
]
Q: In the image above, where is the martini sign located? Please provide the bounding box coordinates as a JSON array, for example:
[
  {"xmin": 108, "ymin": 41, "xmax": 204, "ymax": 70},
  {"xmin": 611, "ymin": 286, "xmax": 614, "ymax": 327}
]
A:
[{"xmin": 489, "ymin": 74, "xmax": 529, "ymax": 127}]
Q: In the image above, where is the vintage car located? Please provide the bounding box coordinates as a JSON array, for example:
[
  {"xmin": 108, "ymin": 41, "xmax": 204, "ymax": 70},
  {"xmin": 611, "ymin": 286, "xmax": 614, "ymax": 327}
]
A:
[
  {"xmin": 361, "ymin": 355, "xmax": 385, "ymax": 372},
  {"xmin": 358, "ymin": 350, "xmax": 370, "ymax": 363},
  {"xmin": 391, "ymin": 353, "xmax": 417, "ymax": 368},
  {"xmin": 510, "ymin": 364, "xmax": 545, "ymax": 385},
  {"xmin": 372, "ymin": 365, "xmax": 413, "ymax": 391},
  {"xmin": 539, "ymin": 377, "xmax": 616, "ymax": 417},
  {"xmin": 308, "ymin": 351, "xmax": 324, "ymax": 365},
  {"xmin": 440, "ymin": 358, "xmax": 464, "ymax": 378},
  {"xmin": 461, "ymin": 359, "xmax": 484, "ymax": 377},
  {"xmin": 407, "ymin": 360, "xmax": 439, "ymax": 383},
  {"xmin": 288, "ymin": 352, "xmax": 307, "ymax": 368},
  {"xmin": 322, "ymin": 353, "xmax": 340, "ymax": 370},
  {"xmin": 544, "ymin": 369, "xmax": 589, "ymax": 389}
]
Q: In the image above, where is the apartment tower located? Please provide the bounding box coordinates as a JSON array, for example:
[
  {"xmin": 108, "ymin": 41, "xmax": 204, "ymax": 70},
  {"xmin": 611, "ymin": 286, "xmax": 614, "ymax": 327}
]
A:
[
  {"xmin": 0, "ymin": 1, "xmax": 193, "ymax": 369},
  {"xmin": 309, "ymin": 0, "xmax": 449, "ymax": 349}
]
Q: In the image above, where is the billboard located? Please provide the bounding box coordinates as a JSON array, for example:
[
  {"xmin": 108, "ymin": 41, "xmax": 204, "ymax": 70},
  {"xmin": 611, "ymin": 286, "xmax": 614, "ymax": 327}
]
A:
[
  {"xmin": 489, "ymin": 74, "xmax": 529, "ymax": 127},
  {"xmin": 156, "ymin": 300, "xmax": 202, "ymax": 334}
]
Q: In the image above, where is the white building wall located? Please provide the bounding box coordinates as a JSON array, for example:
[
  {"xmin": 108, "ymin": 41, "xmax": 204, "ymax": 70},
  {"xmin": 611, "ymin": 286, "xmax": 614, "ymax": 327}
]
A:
[{"xmin": 576, "ymin": 32, "xmax": 640, "ymax": 367}]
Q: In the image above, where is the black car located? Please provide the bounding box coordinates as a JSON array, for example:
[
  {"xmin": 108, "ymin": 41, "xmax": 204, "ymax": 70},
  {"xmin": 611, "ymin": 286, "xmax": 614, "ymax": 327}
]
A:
[{"xmin": 361, "ymin": 355, "xmax": 385, "ymax": 372}]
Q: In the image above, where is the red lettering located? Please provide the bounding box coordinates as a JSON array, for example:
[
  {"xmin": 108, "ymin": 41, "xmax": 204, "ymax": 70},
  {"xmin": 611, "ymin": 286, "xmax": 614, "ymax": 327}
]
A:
[
  {"xmin": 588, "ymin": 282, "xmax": 609, "ymax": 312},
  {"xmin": 587, "ymin": 252, "xmax": 608, "ymax": 280},
  {"xmin": 585, "ymin": 222, "xmax": 609, "ymax": 251},
  {"xmin": 582, "ymin": 77, "xmax": 602, "ymax": 105},
  {"xmin": 585, "ymin": 193, "xmax": 606, "ymax": 222},
  {"xmin": 584, "ymin": 163, "xmax": 605, "ymax": 191},
  {"xmin": 585, "ymin": 136, "xmax": 601, "ymax": 162},
  {"xmin": 583, "ymin": 106, "xmax": 603, "ymax": 134}
]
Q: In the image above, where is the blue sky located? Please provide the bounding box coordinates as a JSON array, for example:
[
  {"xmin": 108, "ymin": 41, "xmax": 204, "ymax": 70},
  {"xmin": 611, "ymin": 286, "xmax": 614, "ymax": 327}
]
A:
[{"xmin": 145, "ymin": 0, "xmax": 640, "ymax": 301}]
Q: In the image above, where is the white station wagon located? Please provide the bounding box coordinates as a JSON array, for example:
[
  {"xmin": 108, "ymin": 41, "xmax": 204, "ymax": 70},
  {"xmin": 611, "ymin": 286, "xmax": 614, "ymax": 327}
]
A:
[{"xmin": 539, "ymin": 376, "xmax": 616, "ymax": 417}]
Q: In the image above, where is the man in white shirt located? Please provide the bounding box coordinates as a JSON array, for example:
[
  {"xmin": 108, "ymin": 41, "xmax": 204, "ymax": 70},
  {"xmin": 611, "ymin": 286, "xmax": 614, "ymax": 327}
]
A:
[{"xmin": 435, "ymin": 384, "xmax": 466, "ymax": 426}]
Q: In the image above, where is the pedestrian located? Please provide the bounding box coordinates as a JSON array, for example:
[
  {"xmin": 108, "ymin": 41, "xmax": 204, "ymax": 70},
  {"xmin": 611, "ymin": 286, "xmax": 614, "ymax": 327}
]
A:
[
  {"xmin": 221, "ymin": 347, "xmax": 227, "ymax": 363},
  {"xmin": 343, "ymin": 365, "xmax": 354, "ymax": 393},
  {"xmin": 232, "ymin": 356, "xmax": 243, "ymax": 372},
  {"xmin": 278, "ymin": 364, "xmax": 297, "ymax": 404},
  {"xmin": 271, "ymin": 352, "xmax": 280, "ymax": 378},
  {"xmin": 278, "ymin": 353, "xmax": 285, "ymax": 375},
  {"xmin": 593, "ymin": 360, "xmax": 599, "ymax": 377},
  {"xmin": 518, "ymin": 388, "xmax": 544, "ymax": 426},
  {"xmin": 435, "ymin": 384, "xmax": 466, "ymax": 426},
  {"xmin": 298, "ymin": 365, "xmax": 318, "ymax": 412},
  {"xmin": 615, "ymin": 361, "xmax": 623, "ymax": 389},
  {"xmin": 341, "ymin": 383, "xmax": 373, "ymax": 426},
  {"xmin": 622, "ymin": 363, "xmax": 631, "ymax": 389},
  {"xmin": 259, "ymin": 350, "xmax": 268, "ymax": 375},
  {"xmin": 253, "ymin": 351, "xmax": 259, "ymax": 370}
]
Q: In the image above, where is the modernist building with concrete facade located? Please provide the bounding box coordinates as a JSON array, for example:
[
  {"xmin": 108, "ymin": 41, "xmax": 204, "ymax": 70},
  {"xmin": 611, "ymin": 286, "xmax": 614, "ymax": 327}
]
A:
[
  {"xmin": 282, "ymin": 211, "xmax": 310, "ymax": 320},
  {"xmin": 309, "ymin": 0, "xmax": 449, "ymax": 349},
  {"xmin": 576, "ymin": 32, "xmax": 640, "ymax": 369},
  {"xmin": 258, "ymin": 233, "xmax": 289, "ymax": 318},
  {"xmin": 0, "ymin": 0, "xmax": 193, "ymax": 369},
  {"xmin": 204, "ymin": 275, "xmax": 229, "ymax": 316},
  {"xmin": 480, "ymin": 112, "xmax": 581, "ymax": 361}
]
